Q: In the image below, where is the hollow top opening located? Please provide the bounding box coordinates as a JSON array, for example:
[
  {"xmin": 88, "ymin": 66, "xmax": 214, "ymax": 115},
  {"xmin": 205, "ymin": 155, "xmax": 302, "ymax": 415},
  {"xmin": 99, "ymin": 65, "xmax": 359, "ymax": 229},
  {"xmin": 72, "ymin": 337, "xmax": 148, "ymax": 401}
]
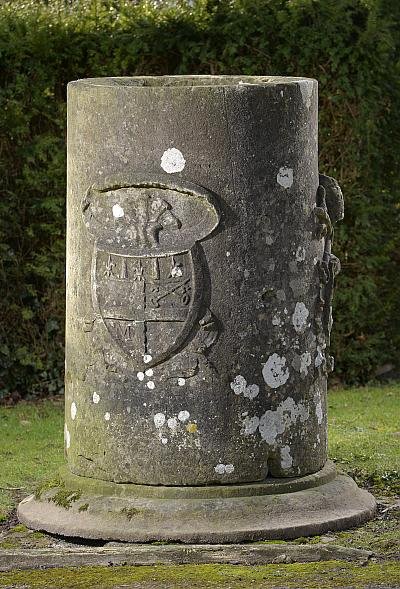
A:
[{"xmin": 70, "ymin": 75, "xmax": 315, "ymax": 89}]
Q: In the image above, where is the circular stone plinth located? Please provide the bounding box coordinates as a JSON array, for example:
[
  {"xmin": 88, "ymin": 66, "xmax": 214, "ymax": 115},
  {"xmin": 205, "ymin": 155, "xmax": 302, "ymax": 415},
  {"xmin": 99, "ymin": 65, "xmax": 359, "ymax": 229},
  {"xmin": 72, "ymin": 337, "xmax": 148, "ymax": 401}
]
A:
[{"xmin": 18, "ymin": 462, "xmax": 376, "ymax": 543}]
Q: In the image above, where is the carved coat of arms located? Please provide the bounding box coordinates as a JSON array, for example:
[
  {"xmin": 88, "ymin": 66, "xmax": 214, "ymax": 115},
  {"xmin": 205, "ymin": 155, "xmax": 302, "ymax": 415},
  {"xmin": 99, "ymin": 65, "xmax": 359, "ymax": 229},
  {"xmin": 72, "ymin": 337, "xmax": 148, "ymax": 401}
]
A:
[{"xmin": 82, "ymin": 177, "xmax": 220, "ymax": 369}]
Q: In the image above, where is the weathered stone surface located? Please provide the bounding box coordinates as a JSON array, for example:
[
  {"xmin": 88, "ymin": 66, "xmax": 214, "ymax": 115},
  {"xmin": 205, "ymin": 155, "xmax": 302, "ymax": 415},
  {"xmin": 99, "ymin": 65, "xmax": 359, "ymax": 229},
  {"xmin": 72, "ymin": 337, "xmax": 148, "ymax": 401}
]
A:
[
  {"xmin": 18, "ymin": 465, "xmax": 376, "ymax": 543},
  {"xmin": 0, "ymin": 543, "xmax": 374, "ymax": 572},
  {"xmin": 64, "ymin": 75, "xmax": 338, "ymax": 485}
]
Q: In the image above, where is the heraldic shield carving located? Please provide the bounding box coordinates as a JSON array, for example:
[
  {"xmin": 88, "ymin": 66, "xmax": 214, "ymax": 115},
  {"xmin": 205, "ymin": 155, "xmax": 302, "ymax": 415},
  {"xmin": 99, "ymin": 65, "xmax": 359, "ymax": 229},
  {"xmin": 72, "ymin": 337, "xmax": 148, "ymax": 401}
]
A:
[{"xmin": 82, "ymin": 177, "xmax": 220, "ymax": 369}]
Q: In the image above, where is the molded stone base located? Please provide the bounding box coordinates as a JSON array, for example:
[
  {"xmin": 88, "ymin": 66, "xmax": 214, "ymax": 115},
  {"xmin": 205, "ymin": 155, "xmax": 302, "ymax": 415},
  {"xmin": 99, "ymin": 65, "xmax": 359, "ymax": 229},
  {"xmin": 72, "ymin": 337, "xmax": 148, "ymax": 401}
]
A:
[{"xmin": 18, "ymin": 461, "xmax": 376, "ymax": 543}]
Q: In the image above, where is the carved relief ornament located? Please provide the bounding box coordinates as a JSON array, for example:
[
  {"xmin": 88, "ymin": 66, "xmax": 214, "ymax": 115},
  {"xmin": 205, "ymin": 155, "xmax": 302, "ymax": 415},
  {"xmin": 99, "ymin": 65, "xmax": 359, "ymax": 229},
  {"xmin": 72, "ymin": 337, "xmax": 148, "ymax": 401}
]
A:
[{"xmin": 82, "ymin": 176, "xmax": 220, "ymax": 369}]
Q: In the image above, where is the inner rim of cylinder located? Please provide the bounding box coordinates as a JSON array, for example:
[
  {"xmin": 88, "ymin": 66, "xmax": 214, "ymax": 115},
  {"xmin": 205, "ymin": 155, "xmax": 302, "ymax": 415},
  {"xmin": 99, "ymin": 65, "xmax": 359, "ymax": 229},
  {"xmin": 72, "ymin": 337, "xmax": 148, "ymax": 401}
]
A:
[{"xmin": 75, "ymin": 75, "xmax": 314, "ymax": 88}]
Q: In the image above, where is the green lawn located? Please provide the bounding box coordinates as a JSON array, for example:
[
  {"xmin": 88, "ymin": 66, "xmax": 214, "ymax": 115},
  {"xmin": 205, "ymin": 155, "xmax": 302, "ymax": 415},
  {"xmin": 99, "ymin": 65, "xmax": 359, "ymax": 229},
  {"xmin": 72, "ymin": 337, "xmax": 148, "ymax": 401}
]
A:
[
  {"xmin": 328, "ymin": 384, "xmax": 399, "ymax": 493},
  {"xmin": 0, "ymin": 398, "xmax": 64, "ymax": 517},
  {"xmin": 0, "ymin": 385, "xmax": 399, "ymax": 518}
]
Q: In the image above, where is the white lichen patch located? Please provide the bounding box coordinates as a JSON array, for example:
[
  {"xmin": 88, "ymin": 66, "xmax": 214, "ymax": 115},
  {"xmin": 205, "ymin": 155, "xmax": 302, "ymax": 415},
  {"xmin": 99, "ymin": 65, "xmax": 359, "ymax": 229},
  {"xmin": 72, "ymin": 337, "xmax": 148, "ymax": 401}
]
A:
[
  {"xmin": 299, "ymin": 351, "xmax": 312, "ymax": 376},
  {"xmin": 146, "ymin": 380, "xmax": 155, "ymax": 390},
  {"xmin": 143, "ymin": 354, "xmax": 152, "ymax": 364},
  {"xmin": 315, "ymin": 345, "xmax": 325, "ymax": 368},
  {"xmin": 292, "ymin": 302, "xmax": 309, "ymax": 333},
  {"xmin": 104, "ymin": 412, "xmax": 111, "ymax": 421},
  {"xmin": 246, "ymin": 384, "xmax": 259, "ymax": 399},
  {"xmin": 154, "ymin": 413, "xmax": 166, "ymax": 428},
  {"xmin": 280, "ymin": 445, "xmax": 293, "ymax": 469},
  {"xmin": 258, "ymin": 397, "xmax": 309, "ymax": 444},
  {"xmin": 214, "ymin": 463, "xmax": 235, "ymax": 475},
  {"xmin": 70, "ymin": 401, "xmax": 77, "ymax": 421},
  {"xmin": 272, "ymin": 313, "xmax": 283, "ymax": 327},
  {"xmin": 145, "ymin": 368, "xmax": 154, "ymax": 377},
  {"xmin": 314, "ymin": 389, "xmax": 323, "ymax": 425},
  {"xmin": 154, "ymin": 410, "xmax": 200, "ymax": 449},
  {"xmin": 262, "ymin": 354, "xmax": 290, "ymax": 388},
  {"xmin": 295, "ymin": 246, "xmax": 306, "ymax": 262},
  {"xmin": 92, "ymin": 392, "xmax": 100, "ymax": 404},
  {"xmin": 230, "ymin": 375, "xmax": 246, "ymax": 394},
  {"xmin": 64, "ymin": 423, "xmax": 70, "ymax": 449},
  {"xmin": 167, "ymin": 417, "xmax": 179, "ymax": 431},
  {"xmin": 137, "ymin": 371, "xmax": 145, "ymax": 381},
  {"xmin": 277, "ymin": 166, "xmax": 293, "ymax": 189},
  {"xmin": 161, "ymin": 147, "xmax": 186, "ymax": 173},
  {"xmin": 177, "ymin": 377, "xmax": 186, "ymax": 386},
  {"xmin": 230, "ymin": 375, "xmax": 259, "ymax": 399},
  {"xmin": 112, "ymin": 203, "xmax": 124, "ymax": 218},
  {"xmin": 315, "ymin": 400, "xmax": 323, "ymax": 424},
  {"xmin": 178, "ymin": 410, "xmax": 190, "ymax": 422},
  {"xmin": 161, "ymin": 437, "xmax": 168, "ymax": 445},
  {"xmin": 241, "ymin": 415, "xmax": 260, "ymax": 435}
]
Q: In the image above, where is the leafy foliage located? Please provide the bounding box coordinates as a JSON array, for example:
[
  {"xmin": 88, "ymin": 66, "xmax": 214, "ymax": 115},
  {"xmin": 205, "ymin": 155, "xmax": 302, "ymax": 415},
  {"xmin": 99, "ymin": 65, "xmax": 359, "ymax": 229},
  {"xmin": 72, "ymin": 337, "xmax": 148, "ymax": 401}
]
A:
[{"xmin": 0, "ymin": 0, "xmax": 399, "ymax": 397}]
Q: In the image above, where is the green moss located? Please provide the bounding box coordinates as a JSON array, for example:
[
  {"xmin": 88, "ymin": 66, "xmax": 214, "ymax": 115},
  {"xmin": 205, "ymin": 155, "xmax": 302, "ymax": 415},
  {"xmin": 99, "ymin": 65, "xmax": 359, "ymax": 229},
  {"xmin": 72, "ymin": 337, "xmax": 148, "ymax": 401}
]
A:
[
  {"xmin": 0, "ymin": 539, "xmax": 20, "ymax": 549},
  {"xmin": 1, "ymin": 561, "xmax": 400, "ymax": 589},
  {"xmin": 30, "ymin": 531, "xmax": 46, "ymax": 539},
  {"xmin": 78, "ymin": 503, "xmax": 89, "ymax": 512},
  {"xmin": 50, "ymin": 488, "xmax": 82, "ymax": 510},
  {"xmin": 256, "ymin": 513, "xmax": 399, "ymax": 557},
  {"xmin": 0, "ymin": 522, "xmax": 51, "ymax": 550},
  {"xmin": 333, "ymin": 516, "xmax": 400, "ymax": 557},
  {"xmin": 9, "ymin": 523, "xmax": 28, "ymax": 533},
  {"xmin": 34, "ymin": 478, "xmax": 61, "ymax": 501},
  {"xmin": 34, "ymin": 477, "xmax": 82, "ymax": 510},
  {"xmin": 120, "ymin": 506, "xmax": 139, "ymax": 520}
]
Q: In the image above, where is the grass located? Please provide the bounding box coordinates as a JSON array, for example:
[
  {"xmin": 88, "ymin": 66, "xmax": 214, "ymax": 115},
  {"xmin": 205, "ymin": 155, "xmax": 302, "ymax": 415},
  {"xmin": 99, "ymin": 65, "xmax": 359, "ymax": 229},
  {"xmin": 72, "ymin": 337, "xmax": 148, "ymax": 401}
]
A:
[
  {"xmin": 328, "ymin": 384, "xmax": 399, "ymax": 494},
  {"xmin": 0, "ymin": 397, "xmax": 64, "ymax": 518}
]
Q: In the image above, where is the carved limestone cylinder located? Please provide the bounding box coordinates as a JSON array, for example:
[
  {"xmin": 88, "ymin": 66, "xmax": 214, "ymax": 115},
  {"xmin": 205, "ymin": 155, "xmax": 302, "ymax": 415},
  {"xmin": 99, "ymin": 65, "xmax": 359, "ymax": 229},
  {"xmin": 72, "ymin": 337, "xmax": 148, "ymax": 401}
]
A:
[{"xmin": 65, "ymin": 76, "xmax": 342, "ymax": 486}]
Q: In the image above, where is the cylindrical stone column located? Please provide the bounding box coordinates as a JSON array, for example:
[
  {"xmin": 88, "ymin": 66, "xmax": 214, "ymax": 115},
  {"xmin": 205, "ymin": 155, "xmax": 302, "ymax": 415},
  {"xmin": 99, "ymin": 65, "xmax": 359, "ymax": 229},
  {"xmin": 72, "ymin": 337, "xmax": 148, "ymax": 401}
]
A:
[
  {"xmin": 19, "ymin": 76, "xmax": 375, "ymax": 542},
  {"xmin": 65, "ymin": 75, "xmax": 327, "ymax": 484}
]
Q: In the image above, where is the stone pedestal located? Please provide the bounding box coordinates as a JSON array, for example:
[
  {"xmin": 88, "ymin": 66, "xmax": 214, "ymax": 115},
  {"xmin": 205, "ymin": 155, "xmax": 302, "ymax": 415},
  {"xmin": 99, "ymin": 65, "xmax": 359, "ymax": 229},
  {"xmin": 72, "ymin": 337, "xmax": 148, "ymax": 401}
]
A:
[{"xmin": 19, "ymin": 76, "xmax": 375, "ymax": 541}]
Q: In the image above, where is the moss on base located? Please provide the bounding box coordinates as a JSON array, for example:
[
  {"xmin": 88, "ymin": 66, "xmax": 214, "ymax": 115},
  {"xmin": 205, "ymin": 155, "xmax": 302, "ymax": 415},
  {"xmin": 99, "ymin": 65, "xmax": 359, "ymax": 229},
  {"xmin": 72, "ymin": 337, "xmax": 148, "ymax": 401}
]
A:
[
  {"xmin": 1, "ymin": 561, "xmax": 399, "ymax": 588},
  {"xmin": 34, "ymin": 479, "xmax": 82, "ymax": 510},
  {"xmin": 34, "ymin": 478, "xmax": 61, "ymax": 501},
  {"xmin": 120, "ymin": 506, "xmax": 140, "ymax": 520},
  {"xmin": 50, "ymin": 487, "xmax": 81, "ymax": 510}
]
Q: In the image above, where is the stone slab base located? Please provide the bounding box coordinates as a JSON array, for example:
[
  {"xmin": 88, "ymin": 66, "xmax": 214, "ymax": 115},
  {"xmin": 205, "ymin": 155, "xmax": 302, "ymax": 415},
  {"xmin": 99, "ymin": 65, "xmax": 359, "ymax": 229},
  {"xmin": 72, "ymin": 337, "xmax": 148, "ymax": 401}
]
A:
[
  {"xmin": 18, "ymin": 462, "xmax": 376, "ymax": 544},
  {"xmin": 0, "ymin": 544, "xmax": 374, "ymax": 572}
]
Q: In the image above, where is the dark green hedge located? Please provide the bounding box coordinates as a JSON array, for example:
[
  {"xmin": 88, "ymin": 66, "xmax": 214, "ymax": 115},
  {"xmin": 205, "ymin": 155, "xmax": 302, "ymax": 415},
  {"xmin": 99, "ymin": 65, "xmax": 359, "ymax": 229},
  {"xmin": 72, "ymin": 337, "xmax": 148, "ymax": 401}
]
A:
[{"xmin": 0, "ymin": 0, "xmax": 399, "ymax": 399}]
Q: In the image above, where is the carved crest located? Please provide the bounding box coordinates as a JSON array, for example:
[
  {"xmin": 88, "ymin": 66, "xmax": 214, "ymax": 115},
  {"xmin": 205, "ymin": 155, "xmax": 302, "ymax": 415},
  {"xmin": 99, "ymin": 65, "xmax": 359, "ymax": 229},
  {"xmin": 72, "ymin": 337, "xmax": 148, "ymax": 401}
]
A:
[{"xmin": 82, "ymin": 176, "xmax": 220, "ymax": 368}]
